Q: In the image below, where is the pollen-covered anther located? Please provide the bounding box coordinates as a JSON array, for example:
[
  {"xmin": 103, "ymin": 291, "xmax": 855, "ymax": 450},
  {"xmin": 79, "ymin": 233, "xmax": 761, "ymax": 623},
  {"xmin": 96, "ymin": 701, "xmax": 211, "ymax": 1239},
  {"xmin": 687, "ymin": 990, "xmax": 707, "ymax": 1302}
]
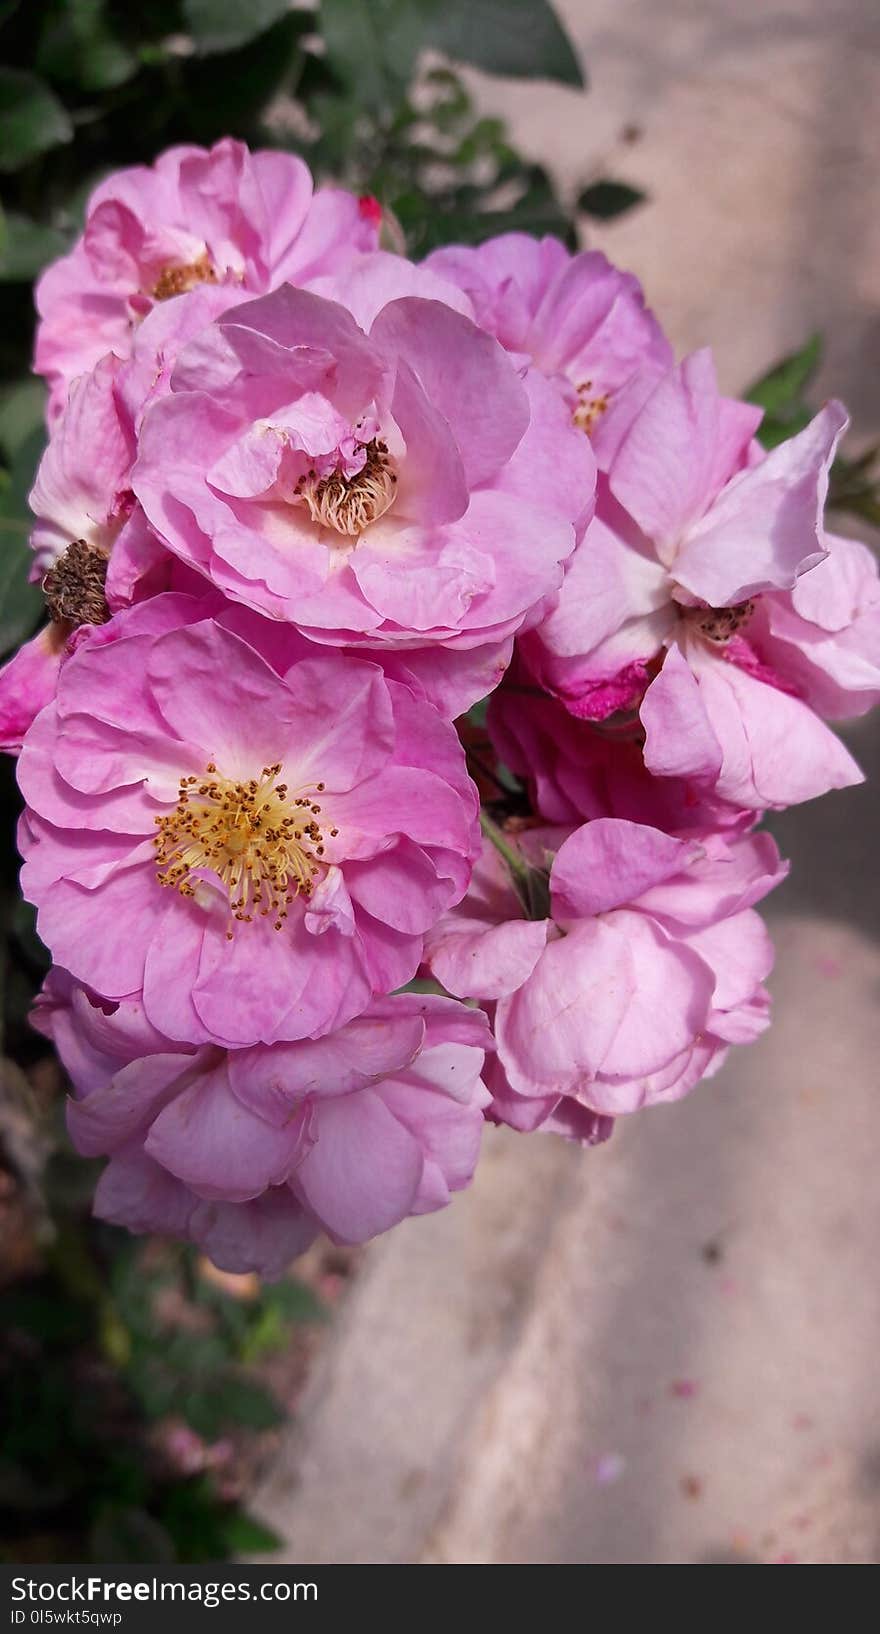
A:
[
  {"xmin": 152, "ymin": 253, "xmax": 217, "ymax": 301},
  {"xmin": 299, "ymin": 438, "xmax": 398, "ymax": 537},
  {"xmin": 572, "ymin": 379, "xmax": 610, "ymax": 435},
  {"xmin": 153, "ymin": 761, "xmax": 328, "ymax": 936},
  {"xmin": 683, "ymin": 599, "xmax": 756, "ymax": 644}
]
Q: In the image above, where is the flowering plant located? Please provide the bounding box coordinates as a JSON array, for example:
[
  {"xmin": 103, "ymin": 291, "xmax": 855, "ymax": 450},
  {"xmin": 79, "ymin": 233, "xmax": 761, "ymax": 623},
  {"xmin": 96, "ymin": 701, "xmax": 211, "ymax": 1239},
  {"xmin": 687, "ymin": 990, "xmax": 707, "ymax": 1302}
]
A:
[{"xmin": 1, "ymin": 136, "xmax": 878, "ymax": 1278}]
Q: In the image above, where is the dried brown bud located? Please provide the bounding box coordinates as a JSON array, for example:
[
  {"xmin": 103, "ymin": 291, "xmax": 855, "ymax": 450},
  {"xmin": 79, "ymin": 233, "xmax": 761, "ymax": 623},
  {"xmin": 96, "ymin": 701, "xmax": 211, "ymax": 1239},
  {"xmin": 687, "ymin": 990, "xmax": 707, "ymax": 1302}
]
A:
[{"xmin": 42, "ymin": 538, "xmax": 110, "ymax": 627}]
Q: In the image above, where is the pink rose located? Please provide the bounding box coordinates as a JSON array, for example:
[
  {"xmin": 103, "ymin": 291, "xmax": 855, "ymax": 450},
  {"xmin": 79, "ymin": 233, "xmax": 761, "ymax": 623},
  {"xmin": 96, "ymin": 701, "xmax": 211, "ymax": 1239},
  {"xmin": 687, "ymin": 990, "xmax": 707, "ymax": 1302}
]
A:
[
  {"xmin": 19, "ymin": 595, "xmax": 479, "ymax": 1047},
  {"xmin": 130, "ymin": 276, "xmax": 594, "ymax": 714},
  {"xmin": 521, "ymin": 350, "xmax": 865, "ymax": 809},
  {"xmin": 34, "ymin": 971, "xmax": 491, "ymax": 1276},
  {"xmin": 424, "ymin": 233, "xmax": 672, "ymax": 458},
  {"xmin": 426, "ymin": 818, "xmax": 785, "ymax": 1126},
  {"xmin": 36, "ymin": 140, "xmax": 377, "ymax": 422}
]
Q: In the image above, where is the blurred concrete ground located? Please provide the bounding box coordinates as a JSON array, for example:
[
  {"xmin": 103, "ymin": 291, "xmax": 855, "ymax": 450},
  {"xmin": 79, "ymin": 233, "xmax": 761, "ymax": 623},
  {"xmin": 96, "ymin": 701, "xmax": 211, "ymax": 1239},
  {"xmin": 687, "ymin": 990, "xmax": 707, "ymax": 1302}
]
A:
[{"xmin": 251, "ymin": 0, "xmax": 880, "ymax": 1564}]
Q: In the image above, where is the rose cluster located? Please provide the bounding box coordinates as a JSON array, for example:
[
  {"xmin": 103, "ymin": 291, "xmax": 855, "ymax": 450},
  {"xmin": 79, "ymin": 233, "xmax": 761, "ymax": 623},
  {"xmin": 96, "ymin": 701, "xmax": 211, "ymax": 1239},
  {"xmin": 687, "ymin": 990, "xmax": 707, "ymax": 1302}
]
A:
[{"xmin": 3, "ymin": 141, "xmax": 877, "ymax": 1274}]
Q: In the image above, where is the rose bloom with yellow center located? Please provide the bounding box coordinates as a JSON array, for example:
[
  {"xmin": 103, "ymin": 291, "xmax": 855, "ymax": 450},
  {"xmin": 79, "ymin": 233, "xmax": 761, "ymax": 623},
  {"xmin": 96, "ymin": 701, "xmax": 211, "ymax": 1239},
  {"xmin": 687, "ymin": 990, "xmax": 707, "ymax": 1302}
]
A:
[
  {"xmin": 18, "ymin": 596, "xmax": 479, "ymax": 1049},
  {"xmin": 424, "ymin": 234, "xmax": 673, "ymax": 467},
  {"xmin": 34, "ymin": 138, "xmax": 379, "ymax": 425},
  {"xmin": 130, "ymin": 269, "xmax": 595, "ymax": 719}
]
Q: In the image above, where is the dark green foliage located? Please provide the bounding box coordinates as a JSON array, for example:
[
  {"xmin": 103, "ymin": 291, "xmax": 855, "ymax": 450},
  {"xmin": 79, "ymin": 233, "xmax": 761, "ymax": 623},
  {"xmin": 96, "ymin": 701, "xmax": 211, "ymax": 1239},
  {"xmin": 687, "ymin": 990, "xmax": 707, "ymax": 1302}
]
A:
[
  {"xmin": 0, "ymin": 67, "xmax": 72, "ymax": 172},
  {"xmin": 747, "ymin": 333, "xmax": 880, "ymax": 524},
  {"xmin": 0, "ymin": 421, "xmax": 45, "ymax": 660},
  {"xmin": 0, "ymin": 0, "xmax": 585, "ymax": 342},
  {"xmin": 183, "ymin": 0, "xmax": 297, "ymax": 56},
  {"xmin": 421, "ymin": 0, "xmax": 585, "ymax": 87},
  {"xmin": 319, "ymin": 0, "xmax": 584, "ymax": 103},
  {"xmin": 577, "ymin": 178, "xmax": 645, "ymax": 220},
  {"xmin": 746, "ymin": 331, "xmax": 822, "ymax": 448},
  {"xmin": 0, "ymin": 1222, "xmax": 318, "ymax": 1562}
]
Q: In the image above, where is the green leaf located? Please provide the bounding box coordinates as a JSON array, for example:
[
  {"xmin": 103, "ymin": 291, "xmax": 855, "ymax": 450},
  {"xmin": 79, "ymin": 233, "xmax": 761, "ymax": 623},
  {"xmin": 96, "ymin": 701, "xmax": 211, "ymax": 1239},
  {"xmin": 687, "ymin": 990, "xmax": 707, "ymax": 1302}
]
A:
[
  {"xmin": 753, "ymin": 406, "xmax": 812, "ymax": 451},
  {"xmin": 0, "ymin": 379, "xmax": 47, "ymax": 459},
  {"xmin": 237, "ymin": 1303, "xmax": 286, "ymax": 1360},
  {"xmin": 0, "ymin": 424, "xmax": 45, "ymax": 659},
  {"xmin": 183, "ymin": 0, "xmax": 297, "ymax": 54},
  {"xmin": 834, "ymin": 489, "xmax": 880, "ymax": 527},
  {"xmin": 407, "ymin": 187, "xmax": 573, "ymax": 253},
  {"xmin": 0, "ymin": 208, "xmax": 68, "ymax": 282},
  {"xmin": 320, "ymin": 0, "xmax": 426, "ymax": 109},
  {"xmin": 463, "ymin": 697, "xmax": 488, "ymax": 729},
  {"xmin": 158, "ymin": 1478, "xmax": 238, "ymax": 1563},
  {"xmin": 179, "ymin": 14, "xmax": 305, "ymax": 140},
  {"xmin": 11, "ymin": 895, "xmax": 50, "ymax": 971},
  {"xmin": 578, "ymin": 178, "xmax": 646, "ymax": 220},
  {"xmin": 0, "ymin": 69, "xmax": 73, "ymax": 173},
  {"xmin": 162, "ymin": 1330, "xmax": 230, "ymax": 1376},
  {"xmin": 237, "ymin": 1278, "xmax": 326, "ymax": 1359},
  {"xmin": 265, "ymin": 1278, "xmax": 326, "ymax": 1323},
  {"xmin": 183, "ymin": 1372, "xmax": 285, "ymax": 1438},
  {"xmin": 209, "ymin": 1374, "xmax": 286, "ymax": 1430},
  {"xmin": 37, "ymin": 0, "xmax": 138, "ymax": 92},
  {"xmin": 422, "ymin": 0, "xmax": 585, "ymax": 88},
  {"xmin": 0, "ymin": 1287, "xmax": 90, "ymax": 1347},
  {"xmin": 126, "ymin": 1356, "xmax": 177, "ymax": 1420},
  {"xmin": 746, "ymin": 333, "xmax": 823, "ymax": 416},
  {"xmin": 396, "ymin": 975, "xmax": 446, "ymax": 998},
  {"xmin": 90, "ymin": 1505, "xmax": 176, "ymax": 1564},
  {"xmin": 219, "ymin": 1508, "xmax": 282, "ymax": 1554}
]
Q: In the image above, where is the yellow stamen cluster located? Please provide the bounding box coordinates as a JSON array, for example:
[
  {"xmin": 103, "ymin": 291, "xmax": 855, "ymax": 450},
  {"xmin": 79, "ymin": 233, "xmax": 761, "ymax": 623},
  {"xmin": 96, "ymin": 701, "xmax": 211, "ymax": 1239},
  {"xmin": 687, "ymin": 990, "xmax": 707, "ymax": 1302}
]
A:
[
  {"xmin": 572, "ymin": 379, "xmax": 610, "ymax": 435},
  {"xmin": 152, "ymin": 253, "xmax": 217, "ymax": 301},
  {"xmin": 298, "ymin": 438, "xmax": 398, "ymax": 537},
  {"xmin": 153, "ymin": 762, "xmax": 339, "ymax": 939}
]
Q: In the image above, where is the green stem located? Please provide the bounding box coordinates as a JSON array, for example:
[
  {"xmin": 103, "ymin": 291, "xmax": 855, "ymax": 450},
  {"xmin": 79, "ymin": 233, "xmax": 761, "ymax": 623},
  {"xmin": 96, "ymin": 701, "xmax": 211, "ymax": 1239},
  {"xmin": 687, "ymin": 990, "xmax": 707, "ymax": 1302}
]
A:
[
  {"xmin": 479, "ymin": 808, "xmax": 530, "ymax": 883},
  {"xmin": 48, "ymin": 1229, "xmax": 131, "ymax": 1369}
]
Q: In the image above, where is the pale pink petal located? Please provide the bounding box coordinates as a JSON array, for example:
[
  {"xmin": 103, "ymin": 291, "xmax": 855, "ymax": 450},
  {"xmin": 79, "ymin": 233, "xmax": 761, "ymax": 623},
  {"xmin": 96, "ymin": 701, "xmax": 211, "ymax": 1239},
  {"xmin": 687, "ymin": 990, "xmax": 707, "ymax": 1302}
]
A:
[
  {"xmin": 426, "ymin": 913, "xmax": 550, "ymax": 1000},
  {"xmin": 292, "ymin": 1088, "xmax": 424, "ymax": 1242},
  {"xmin": 94, "ymin": 1147, "xmax": 197, "ymax": 1240},
  {"xmin": 191, "ymin": 1191, "xmax": 317, "ymax": 1277},
  {"xmin": 309, "ymin": 249, "xmax": 472, "ymax": 330},
  {"xmin": 0, "ymin": 625, "xmax": 67, "ymax": 754},
  {"xmin": 29, "ymin": 355, "xmax": 133, "ymax": 570},
  {"xmin": 684, "ymin": 909, "xmax": 775, "ymax": 1019},
  {"xmin": 146, "ymin": 1064, "xmax": 304, "ymax": 1201},
  {"xmin": 689, "ymin": 642, "xmax": 863, "ymax": 807},
  {"xmin": 67, "ymin": 1053, "xmax": 191, "ymax": 1155},
  {"xmin": 608, "ymin": 351, "xmax": 759, "ymax": 551},
  {"xmin": 495, "ymin": 921, "xmax": 635, "ymax": 1098},
  {"xmin": 550, "ymin": 818, "xmax": 698, "ymax": 919},
  {"xmin": 674, "ymin": 401, "xmax": 848, "ymax": 603},
  {"xmin": 228, "ymin": 1009, "xmax": 425, "ymax": 1125},
  {"xmin": 641, "ymin": 643, "xmax": 724, "ymax": 784},
  {"xmin": 370, "ymin": 296, "xmax": 529, "ymax": 486}
]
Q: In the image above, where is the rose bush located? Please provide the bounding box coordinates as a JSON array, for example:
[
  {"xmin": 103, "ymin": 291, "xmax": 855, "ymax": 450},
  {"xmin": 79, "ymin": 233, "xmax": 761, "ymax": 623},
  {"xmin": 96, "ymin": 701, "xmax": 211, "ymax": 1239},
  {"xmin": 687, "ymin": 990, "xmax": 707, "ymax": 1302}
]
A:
[{"xmin": 1, "ymin": 140, "xmax": 876, "ymax": 1273}]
